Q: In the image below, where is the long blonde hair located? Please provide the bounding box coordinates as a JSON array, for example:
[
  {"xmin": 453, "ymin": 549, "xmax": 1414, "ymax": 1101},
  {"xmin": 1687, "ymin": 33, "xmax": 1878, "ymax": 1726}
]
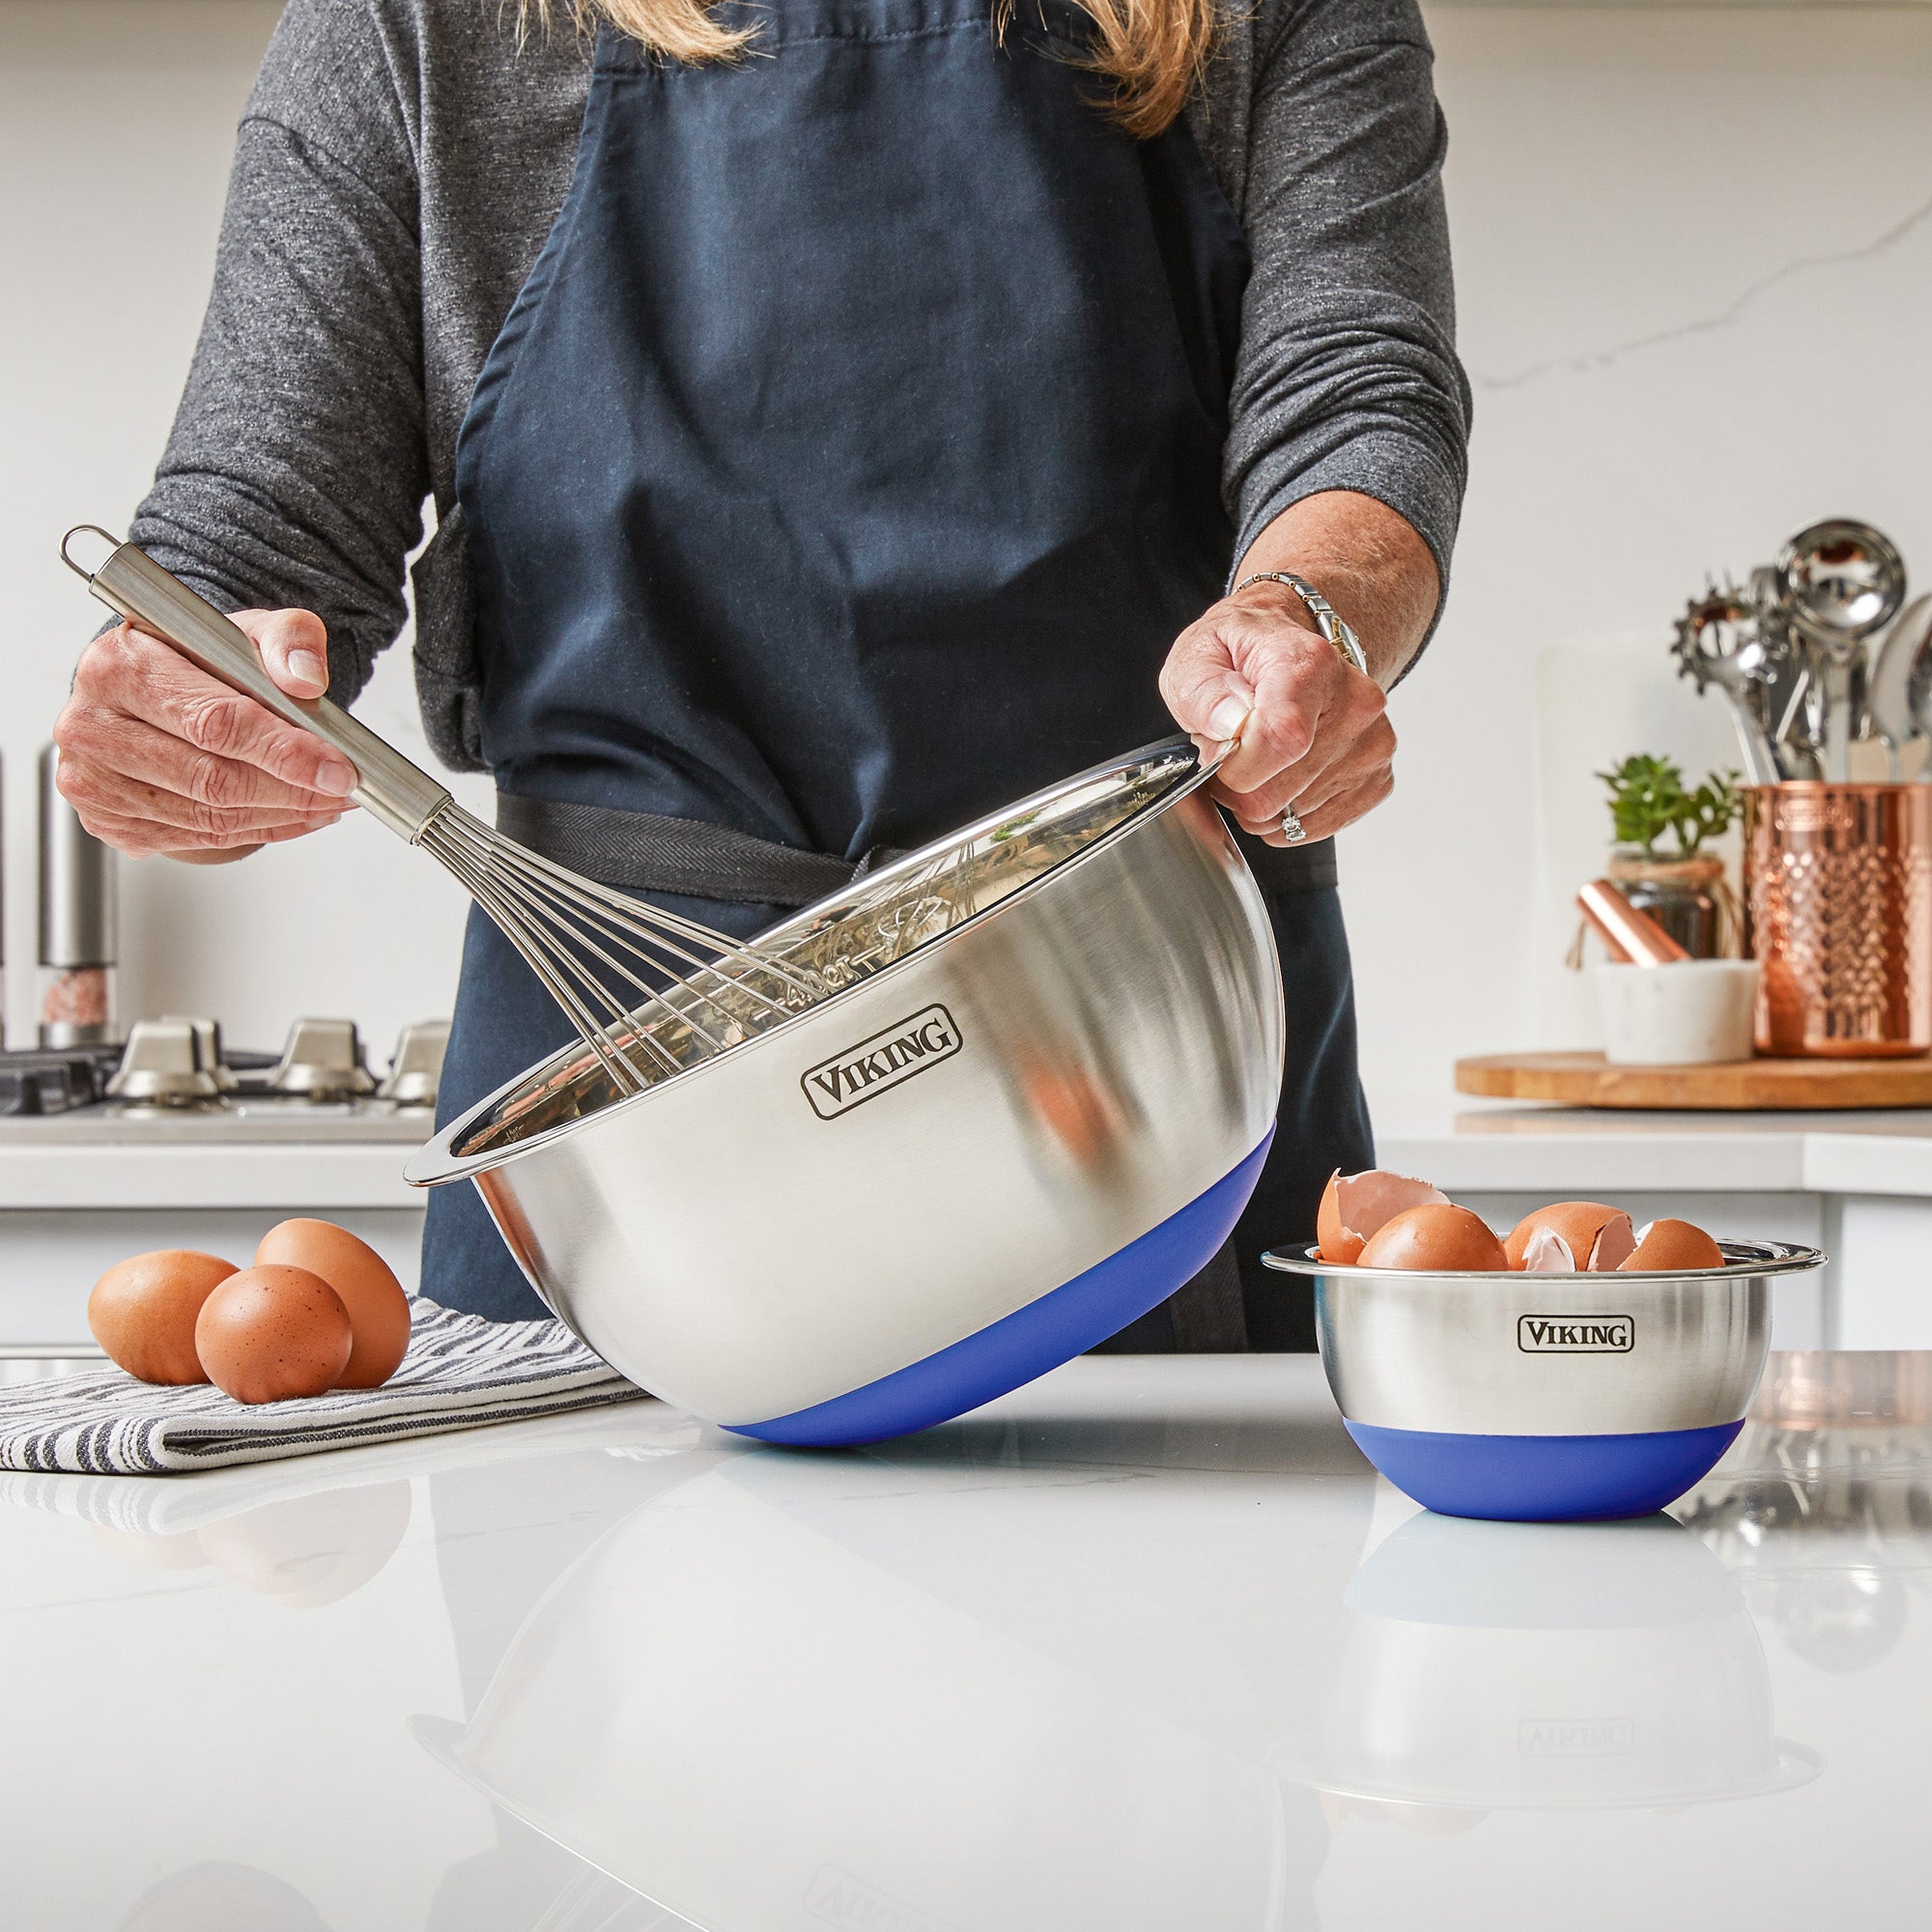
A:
[{"xmin": 519, "ymin": 0, "xmax": 1213, "ymax": 138}]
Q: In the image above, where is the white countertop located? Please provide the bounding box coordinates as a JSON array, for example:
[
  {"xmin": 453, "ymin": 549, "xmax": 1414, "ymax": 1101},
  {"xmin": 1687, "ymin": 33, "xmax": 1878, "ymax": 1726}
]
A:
[
  {"xmin": 0, "ymin": 1101, "xmax": 429, "ymax": 1208},
  {"xmin": 1378, "ymin": 1094, "xmax": 1932, "ymax": 1199},
  {"xmin": 11, "ymin": 1094, "xmax": 1932, "ymax": 1211},
  {"xmin": 7, "ymin": 1352, "xmax": 1926, "ymax": 1929}
]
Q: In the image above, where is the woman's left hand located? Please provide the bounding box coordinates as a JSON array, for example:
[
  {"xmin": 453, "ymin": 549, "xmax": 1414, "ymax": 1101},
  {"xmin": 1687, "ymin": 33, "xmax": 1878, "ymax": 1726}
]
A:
[{"xmin": 1158, "ymin": 577, "xmax": 1397, "ymax": 845}]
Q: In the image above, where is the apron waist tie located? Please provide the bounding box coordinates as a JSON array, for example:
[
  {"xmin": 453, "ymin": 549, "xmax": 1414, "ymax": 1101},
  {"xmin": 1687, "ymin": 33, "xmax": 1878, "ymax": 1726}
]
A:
[
  {"xmin": 496, "ymin": 791, "xmax": 895, "ymax": 908},
  {"xmin": 499, "ymin": 790, "xmax": 1342, "ymax": 913}
]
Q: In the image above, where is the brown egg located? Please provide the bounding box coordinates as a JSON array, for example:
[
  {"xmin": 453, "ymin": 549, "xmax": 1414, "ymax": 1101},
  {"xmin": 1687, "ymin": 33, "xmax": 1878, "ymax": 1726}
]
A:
[
  {"xmin": 1316, "ymin": 1168, "xmax": 1449, "ymax": 1264},
  {"xmin": 195, "ymin": 1265, "xmax": 354, "ymax": 1405},
  {"xmin": 1503, "ymin": 1203, "xmax": 1635, "ymax": 1272},
  {"xmin": 87, "ymin": 1250, "xmax": 238, "ymax": 1384},
  {"xmin": 1357, "ymin": 1203, "xmax": 1509, "ymax": 1271},
  {"xmin": 255, "ymin": 1219, "xmax": 411, "ymax": 1389},
  {"xmin": 1621, "ymin": 1218, "xmax": 1725, "ymax": 1271}
]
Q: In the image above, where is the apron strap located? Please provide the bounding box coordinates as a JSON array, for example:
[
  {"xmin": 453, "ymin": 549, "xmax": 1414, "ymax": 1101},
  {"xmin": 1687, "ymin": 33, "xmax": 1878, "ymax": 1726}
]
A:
[
  {"xmin": 497, "ymin": 791, "xmax": 876, "ymax": 907},
  {"xmin": 500, "ymin": 789, "xmax": 1342, "ymax": 911}
]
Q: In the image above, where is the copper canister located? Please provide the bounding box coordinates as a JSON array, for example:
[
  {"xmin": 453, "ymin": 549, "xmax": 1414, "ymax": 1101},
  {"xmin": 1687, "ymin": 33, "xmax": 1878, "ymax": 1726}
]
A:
[{"xmin": 1744, "ymin": 783, "xmax": 1932, "ymax": 1057}]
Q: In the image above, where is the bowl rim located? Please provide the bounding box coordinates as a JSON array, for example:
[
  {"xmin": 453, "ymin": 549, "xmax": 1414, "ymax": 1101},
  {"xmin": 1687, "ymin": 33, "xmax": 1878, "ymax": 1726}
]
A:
[
  {"xmin": 408, "ymin": 733, "xmax": 1223, "ymax": 1186},
  {"xmin": 1259, "ymin": 1237, "xmax": 1825, "ymax": 1283}
]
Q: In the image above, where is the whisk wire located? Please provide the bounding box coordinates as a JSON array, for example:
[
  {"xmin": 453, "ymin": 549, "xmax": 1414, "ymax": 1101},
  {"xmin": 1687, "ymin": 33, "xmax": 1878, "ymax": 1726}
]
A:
[
  {"xmin": 418, "ymin": 802, "xmax": 844, "ymax": 1094},
  {"xmin": 429, "ymin": 816, "xmax": 748, "ymax": 1060},
  {"xmin": 450, "ymin": 830, "xmax": 757, "ymax": 1034},
  {"xmin": 430, "ymin": 829, "xmax": 666, "ymax": 1094},
  {"xmin": 446, "ymin": 815, "xmax": 822, "ymax": 1006}
]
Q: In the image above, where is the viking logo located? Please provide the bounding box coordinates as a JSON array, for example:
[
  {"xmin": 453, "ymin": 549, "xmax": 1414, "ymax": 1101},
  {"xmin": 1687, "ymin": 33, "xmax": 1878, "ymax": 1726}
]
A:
[
  {"xmin": 1518, "ymin": 1718, "xmax": 1634, "ymax": 1757},
  {"xmin": 802, "ymin": 1005, "xmax": 962, "ymax": 1120},
  {"xmin": 1518, "ymin": 1315, "xmax": 1635, "ymax": 1353}
]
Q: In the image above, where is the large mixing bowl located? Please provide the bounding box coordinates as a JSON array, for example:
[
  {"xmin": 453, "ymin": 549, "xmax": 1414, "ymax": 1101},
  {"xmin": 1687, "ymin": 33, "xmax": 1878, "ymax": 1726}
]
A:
[
  {"xmin": 410, "ymin": 739, "xmax": 1285, "ymax": 1444},
  {"xmin": 1261, "ymin": 1240, "xmax": 1824, "ymax": 1521}
]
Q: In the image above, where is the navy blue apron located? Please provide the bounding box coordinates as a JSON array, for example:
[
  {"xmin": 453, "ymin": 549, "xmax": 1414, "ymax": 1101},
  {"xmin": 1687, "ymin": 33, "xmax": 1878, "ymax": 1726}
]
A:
[{"xmin": 424, "ymin": 0, "xmax": 1372, "ymax": 1338}]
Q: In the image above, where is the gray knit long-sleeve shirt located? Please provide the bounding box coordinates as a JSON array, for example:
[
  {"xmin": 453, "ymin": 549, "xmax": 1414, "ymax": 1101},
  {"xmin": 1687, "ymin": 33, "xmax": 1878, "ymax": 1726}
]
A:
[{"xmin": 130, "ymin": 0, "xmax": 1470, "ymax": 773}]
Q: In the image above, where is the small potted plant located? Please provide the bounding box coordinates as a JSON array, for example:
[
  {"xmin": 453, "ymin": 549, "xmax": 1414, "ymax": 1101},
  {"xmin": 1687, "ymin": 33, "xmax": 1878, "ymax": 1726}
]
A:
[{"xmin": 1595, "ymin": 754, "xmax": 1742, "ymax": 957}]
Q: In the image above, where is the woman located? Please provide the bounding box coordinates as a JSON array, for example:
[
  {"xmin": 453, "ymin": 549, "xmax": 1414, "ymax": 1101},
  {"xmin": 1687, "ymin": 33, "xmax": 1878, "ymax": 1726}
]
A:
[{"xmin": 54, "ymin": 0, "xmax": 1468, "ymax": 1343}]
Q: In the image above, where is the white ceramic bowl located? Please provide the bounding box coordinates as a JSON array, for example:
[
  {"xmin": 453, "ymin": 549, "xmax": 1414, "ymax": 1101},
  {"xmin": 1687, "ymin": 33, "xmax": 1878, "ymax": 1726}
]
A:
[{"xmin": 1594, "ymin": 959, "xmax": 1760, "ymax": 1065}]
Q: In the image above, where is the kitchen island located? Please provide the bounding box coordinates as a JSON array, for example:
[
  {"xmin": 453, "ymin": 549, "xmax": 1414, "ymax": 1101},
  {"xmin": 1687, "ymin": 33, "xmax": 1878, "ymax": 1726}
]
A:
[{"xmin": 3, "ymin": 1350, "xmax": 1924, "ymax": 1929}]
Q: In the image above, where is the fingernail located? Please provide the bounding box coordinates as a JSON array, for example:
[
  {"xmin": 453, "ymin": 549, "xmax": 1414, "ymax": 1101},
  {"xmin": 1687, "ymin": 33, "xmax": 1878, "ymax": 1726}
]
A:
[
  {"xmin": 316, "ymin": 759, "xmax": 358, "ymax": 797},
  {"xmin": 287, "ymin": 648, "xmax": 327, "ymax": 688},
  {"xmin": 1208, "ymin": 696, "xmax": 1251, "ymax": 741}
]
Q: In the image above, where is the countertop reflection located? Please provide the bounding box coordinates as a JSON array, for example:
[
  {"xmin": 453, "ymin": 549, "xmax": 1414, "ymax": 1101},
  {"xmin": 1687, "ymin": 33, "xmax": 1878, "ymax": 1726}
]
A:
[{"xmin": 0, "ymin": 1353, "xmax": 1925, "ymax": 1930}]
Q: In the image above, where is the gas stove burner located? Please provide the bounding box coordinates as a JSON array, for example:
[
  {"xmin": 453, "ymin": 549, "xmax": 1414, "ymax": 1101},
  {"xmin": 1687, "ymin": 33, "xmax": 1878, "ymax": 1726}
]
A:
[
  {"xmin": 0, "ymin": 1045, "xmax": 122, "ymax": 1117},
  {"xmin": 1, "ymin": 1014, "xmax": 451, "ymax": 1129}
]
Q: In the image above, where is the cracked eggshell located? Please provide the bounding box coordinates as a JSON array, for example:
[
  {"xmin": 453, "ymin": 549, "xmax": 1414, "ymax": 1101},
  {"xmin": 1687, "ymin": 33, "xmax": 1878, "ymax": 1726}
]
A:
[
  {"xmin": 1356, "ymin": 1203, "xmax": 1509, "ymax": 1272},
  {"xmin": 1621, "ymin": 1218, "xmax": 1725, "ymax": 1271},
  {"xmin": 1317, "ymin": 1168, "xmax": 1450, "ymax": 1264},
  {"xmin": 1504, "ymin": 1203, "xmax": 1636, "ymax": 1272},
  {"xmin": 1519, "ymin": 1228, "xmax": 1577, "ymax": 1272}
]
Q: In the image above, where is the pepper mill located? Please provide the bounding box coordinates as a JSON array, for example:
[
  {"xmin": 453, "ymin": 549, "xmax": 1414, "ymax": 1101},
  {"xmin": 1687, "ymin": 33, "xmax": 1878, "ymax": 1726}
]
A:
[{"xmin": 38, "ymin": 746, "xmax": 120, "ymax": 1048}]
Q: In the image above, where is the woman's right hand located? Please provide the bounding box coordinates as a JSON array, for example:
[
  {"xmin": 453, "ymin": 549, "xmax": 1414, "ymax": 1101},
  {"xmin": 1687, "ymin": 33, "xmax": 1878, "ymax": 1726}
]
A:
[{"xmin": 52, "ymin": 609, "xmax": 360, "ymax": 863}]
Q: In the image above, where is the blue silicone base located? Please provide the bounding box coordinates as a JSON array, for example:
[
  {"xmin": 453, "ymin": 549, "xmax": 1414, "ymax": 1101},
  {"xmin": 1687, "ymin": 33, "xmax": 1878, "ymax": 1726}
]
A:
[
  {"xmin": 1347, "ymin": 1417, "xmax": 1745, "ymax": 1523},
  {"xmin": 726, "ymin": 1130, "xmax": 1273, "ymax": 1448}
]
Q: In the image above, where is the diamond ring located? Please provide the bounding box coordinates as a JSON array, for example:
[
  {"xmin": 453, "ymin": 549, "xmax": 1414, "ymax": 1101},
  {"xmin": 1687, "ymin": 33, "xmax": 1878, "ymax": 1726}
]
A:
[{"xmin": 1277, "ymin": 800, "xmax": 1308, "ymax": 844}]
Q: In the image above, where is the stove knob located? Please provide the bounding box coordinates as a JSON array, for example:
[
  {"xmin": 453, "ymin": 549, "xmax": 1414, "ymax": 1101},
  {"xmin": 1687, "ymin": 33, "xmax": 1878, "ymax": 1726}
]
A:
[
  {"xmin": 268, "ymin": 1018, "xmax": 377, "ymax": 1101},
  {"xmin": 105, "ymin": 1016, "xmax": 222, "ymax": 1107},
  {"xmin": 377, "ymin": 1019, "xmax": 451, "ymax": 1108},
  {"xmin": 186, "ymin": 1015, "xmax": 238, "ymax": 1093}
]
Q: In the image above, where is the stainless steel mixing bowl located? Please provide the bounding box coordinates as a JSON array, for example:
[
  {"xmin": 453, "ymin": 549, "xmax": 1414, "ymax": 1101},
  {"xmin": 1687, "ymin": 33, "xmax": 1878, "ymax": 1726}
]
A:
[
  {"xmin": 1261, "ymin": 1240, "xmax": 1825, "ymax": 1520},
  {"xmin": 411, "ymin": 739, "xmax": 1285, "ymax": 1443}
]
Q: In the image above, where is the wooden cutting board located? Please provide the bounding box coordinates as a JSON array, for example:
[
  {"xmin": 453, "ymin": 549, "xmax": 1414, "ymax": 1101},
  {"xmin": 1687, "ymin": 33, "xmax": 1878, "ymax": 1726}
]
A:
[{"xmin": 1455, "ymin": 1050, "xmax": 1932, "ymax": 1110}]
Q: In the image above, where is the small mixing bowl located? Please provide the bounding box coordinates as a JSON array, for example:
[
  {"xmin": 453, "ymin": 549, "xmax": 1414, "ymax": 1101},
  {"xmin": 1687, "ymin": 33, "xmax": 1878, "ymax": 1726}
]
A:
[{"xmin": 1260, "ymin": 1241, "xmax": 1824, "ymax": 1521}]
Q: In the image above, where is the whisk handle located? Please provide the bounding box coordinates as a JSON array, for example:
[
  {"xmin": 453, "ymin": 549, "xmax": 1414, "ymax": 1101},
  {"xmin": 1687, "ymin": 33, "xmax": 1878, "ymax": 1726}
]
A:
[{"xmin": 62, "ymin": 529, "xmax": 452, "ymax": 842}]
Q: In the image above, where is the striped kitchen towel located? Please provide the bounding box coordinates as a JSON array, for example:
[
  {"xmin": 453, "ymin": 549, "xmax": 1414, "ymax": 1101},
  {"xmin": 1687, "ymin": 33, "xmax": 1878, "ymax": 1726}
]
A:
[{"xmin": 0, "ymin": 1300, "xmax": 647, "ymax": 1475}]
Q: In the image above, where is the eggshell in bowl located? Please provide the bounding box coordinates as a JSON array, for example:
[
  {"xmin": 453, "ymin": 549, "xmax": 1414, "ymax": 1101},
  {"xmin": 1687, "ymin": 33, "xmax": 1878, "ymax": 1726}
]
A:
[
  {"xmin": 1504, "ymin": 1202, "xmax": 1635, "ymax": 1272},
  {"xmin": 1519, "ymin": 1228, "xmax": 1577, "ymax": 1272},
  {"xmin": 1621, "ymin": 1218, "xmax": 1725, "ymax": 1271},
  {"xmin": 255, "ymin": 1219, "xmax": 411, "ymax": 1389},
  {"xmin": 1317, "ymin": 1168, "xmax": 1449, "ymax": 1264},
  {"xmin": 195, "ymin": 1265, "xmax": 354, "ymax": 1405},
  {"xmin": 87, "ymin": 1250, "xmax": 238, "ymax": 1385},
  {"xmin": 1356, "ymin": 1203, "xmax": 1509, "ymax": 1271}
]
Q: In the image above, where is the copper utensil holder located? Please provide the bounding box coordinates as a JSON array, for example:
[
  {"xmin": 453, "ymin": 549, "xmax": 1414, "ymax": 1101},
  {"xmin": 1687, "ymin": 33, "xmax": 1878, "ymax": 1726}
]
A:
[{"xmin": 1744, "ymin": 783, "xmax": 1932, "ymax": 1057}]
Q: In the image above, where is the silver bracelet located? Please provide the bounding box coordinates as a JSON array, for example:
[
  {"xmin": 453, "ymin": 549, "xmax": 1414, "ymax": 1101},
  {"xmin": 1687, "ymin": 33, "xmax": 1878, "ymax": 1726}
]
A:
[{"xmin": 1233, "ymin": 571, "xmax": 1369, "ymax": 676}]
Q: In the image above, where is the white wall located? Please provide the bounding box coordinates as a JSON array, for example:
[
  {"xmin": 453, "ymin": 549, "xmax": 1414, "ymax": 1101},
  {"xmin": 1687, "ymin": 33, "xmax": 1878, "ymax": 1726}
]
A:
[
  {"xmin": 4, "ymin": 3, "xmax": 1931, "ymax": 1100},
  {"xmin": 1358, "ymin": 4, "xmax": 1932, "ymax": 1108},
  {"xmin": 0, "ymin": 1, "xmax": 483, "ymax": 1067}
]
